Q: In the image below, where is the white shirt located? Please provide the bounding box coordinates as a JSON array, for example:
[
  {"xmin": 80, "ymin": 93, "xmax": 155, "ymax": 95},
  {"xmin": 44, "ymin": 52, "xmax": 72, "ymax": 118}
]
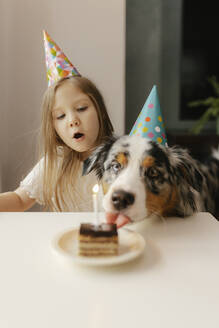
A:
[{"xmin": 19, "ymin": 157, "xmax": 103, "ymax": 212}]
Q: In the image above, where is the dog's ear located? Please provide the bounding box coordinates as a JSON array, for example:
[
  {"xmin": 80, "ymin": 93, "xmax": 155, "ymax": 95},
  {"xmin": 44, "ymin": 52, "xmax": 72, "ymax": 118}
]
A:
[
  {"xmin": 168, "ymin": 146, "xmax": 203, "ymax": 192},
  {"xmin": 82, "ymin": 136, "xmax": 117, "ymax": 179},
  {"xmin": 177, "ymin": 161, "xmax": 203, "ymax": 192}
]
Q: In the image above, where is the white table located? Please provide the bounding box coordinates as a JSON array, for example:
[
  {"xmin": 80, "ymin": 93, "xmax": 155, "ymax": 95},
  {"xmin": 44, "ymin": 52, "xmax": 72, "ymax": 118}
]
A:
[{"xmin": 0, "ymin": 212, "xmax": 219, "ymax": 328}]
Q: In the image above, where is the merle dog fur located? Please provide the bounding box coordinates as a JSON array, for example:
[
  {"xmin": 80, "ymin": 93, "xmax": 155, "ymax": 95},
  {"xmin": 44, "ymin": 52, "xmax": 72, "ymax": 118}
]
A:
[{"xmin": 83, "ymin": 135, "xmax": 219, "ymax": 219}]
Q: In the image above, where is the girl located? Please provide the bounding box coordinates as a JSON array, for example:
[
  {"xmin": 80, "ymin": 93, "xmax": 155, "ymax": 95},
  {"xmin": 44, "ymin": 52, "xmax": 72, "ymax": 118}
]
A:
[
  {"xmin": 0, "ymin": 30, "xmax": 115, "ymax": 212},
  {"xmin": 0, "ymin": 75, "xmax": 113, "ymax": 212},
  {"xmin": 0, "ymin": 30, "xmax": 130, "ymax": 227}
]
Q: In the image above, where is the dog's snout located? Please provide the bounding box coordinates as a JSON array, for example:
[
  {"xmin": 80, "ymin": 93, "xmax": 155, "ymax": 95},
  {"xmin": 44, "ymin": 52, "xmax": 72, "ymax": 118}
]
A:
[{"xmin": 112, "ymin": 190, "xmax": 135, "ymax": 210}]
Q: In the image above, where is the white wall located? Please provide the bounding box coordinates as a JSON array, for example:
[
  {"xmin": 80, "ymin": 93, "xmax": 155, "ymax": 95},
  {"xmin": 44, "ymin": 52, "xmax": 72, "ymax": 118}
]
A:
[{"xmin": 0, "ymin": 0, "xmax": 125, "ymax": 193}]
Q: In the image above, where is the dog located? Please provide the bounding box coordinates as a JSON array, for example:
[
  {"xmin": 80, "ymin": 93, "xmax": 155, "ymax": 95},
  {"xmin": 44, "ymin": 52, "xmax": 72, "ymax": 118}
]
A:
[{"xmin": 83, "ymin": 135, "xmax": 219, "ymax": 223}]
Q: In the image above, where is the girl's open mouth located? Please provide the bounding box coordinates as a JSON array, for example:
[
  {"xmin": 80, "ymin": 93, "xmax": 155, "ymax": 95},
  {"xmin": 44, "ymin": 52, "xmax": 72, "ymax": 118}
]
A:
[{"xmin": 73, "ymin": 132, "xmax": 85, "ymax": 141}]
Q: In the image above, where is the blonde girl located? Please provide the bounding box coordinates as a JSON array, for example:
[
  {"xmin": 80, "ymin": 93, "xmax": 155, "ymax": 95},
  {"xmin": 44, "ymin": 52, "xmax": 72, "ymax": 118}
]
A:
[{"xmin": 0, "ymin": 75, "xmax": 113, "ymax": 212}]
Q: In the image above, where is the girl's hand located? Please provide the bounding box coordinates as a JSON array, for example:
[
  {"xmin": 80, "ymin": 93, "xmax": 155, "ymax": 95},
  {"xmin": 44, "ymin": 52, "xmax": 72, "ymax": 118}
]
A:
[{"xmin": 106, "ymin": 212, "xmax": 131, "ymax": 228}]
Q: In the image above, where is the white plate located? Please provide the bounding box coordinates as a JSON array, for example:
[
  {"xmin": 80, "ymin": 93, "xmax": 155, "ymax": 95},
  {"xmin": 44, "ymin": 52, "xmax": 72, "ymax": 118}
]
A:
[{"xmin": 51, "ymin": 227, "xmax": 146, "ymax": 266}]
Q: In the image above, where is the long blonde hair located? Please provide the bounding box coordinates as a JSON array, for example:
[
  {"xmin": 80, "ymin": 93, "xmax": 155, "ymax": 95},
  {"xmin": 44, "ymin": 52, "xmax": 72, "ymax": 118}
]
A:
[{"xmin": 39, "ymin": 76, "xmax": 114, "ymax": 211}]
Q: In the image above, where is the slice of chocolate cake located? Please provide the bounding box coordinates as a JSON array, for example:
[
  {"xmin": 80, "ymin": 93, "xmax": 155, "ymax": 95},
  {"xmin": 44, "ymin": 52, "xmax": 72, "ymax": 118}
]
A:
[{"xmin": 79, "ymin": 223, "xmax": 118, "ymax": 256}]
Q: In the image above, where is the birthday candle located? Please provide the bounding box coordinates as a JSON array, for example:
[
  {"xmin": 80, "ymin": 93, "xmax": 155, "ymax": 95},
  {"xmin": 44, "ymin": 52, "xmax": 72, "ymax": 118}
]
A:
[{"xmin": 92, "ymin": 184, "xmax": 99, "ymax": 225}]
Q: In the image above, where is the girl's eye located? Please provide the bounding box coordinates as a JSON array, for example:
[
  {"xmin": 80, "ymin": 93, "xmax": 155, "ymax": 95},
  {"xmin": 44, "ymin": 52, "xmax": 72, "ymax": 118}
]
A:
[
  {"xmin": 112, "ymin": 162, "xmax": 121, "ymax": 173},
  {"xmin": 57, "ymin": 114, "xmax": 65, "ymax": 120},
  {"xmin": 77, "ymin": 106, "xmax": 88, "ymax": 112}
]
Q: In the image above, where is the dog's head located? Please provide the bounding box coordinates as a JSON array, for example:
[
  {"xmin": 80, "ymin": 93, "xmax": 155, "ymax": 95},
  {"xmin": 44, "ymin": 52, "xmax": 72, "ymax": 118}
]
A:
[{"xmin": 83, "ymin": 135, "xmax": 204, "ymax": 222}]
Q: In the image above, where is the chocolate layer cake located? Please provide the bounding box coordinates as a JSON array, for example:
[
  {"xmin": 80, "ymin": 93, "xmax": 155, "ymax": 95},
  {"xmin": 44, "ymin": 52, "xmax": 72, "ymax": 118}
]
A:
[{"xmin": 79, "ymin": 223, "xmax": 118, "ymax": 256}]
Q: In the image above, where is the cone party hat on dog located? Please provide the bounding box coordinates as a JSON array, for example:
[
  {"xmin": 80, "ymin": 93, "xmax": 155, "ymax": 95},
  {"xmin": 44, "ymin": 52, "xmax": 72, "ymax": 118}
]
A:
[
  {"xmin": 43, "ymin": 30, "xmax": 81, "ymax": 86},
  {"xmin": 129, "ymin": 85, "xmax": 168, "ymax": 146}
]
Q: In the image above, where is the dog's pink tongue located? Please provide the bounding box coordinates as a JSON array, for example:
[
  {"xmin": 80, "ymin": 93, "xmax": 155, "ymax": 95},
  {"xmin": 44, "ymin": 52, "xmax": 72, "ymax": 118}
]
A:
[
  {"xmin": 116, "ymin": 215, "xmax": 130, "ymax": 228},
  {"xmin": 106, "ymin": 213, "xmax": 130, "ymax": 228}
]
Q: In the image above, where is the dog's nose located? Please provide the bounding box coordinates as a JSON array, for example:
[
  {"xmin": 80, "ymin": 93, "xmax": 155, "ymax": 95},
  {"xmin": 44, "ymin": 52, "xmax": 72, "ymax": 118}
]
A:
[{"xmin": 112, "ymin": 190, "xmax": 135, "ymax": 210}]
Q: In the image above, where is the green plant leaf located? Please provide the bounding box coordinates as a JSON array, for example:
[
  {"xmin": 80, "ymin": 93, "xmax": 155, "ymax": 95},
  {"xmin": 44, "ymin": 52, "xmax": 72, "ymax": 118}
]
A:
[
  {"xmin": 188, "ymin": 97, "xmax": 215, "ymax": 108},
  {"xmin": 208, "ymin": 76, "xmax": 219, "ymax": 96},
  {"xmin": 188, "ymin": 75, "xmax": 219, "ymax": 134},
  {"xmin": 189, "ymin": 107, "xmax": 214, "ymax": 134},
  {"xmin": 211, "ymin": 107, "xmax": 219, "ymax": 117}
]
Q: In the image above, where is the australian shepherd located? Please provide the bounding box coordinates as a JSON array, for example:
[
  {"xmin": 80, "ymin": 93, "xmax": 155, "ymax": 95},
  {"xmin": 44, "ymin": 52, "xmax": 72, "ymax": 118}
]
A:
[{"xmin": 83, "ymin": 135, "xmax": 219, "ymax": 223}]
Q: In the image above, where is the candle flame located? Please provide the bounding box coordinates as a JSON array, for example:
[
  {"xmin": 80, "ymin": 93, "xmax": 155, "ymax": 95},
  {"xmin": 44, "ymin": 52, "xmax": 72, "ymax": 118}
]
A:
[{"xmin": 92, "ymin": 184, "xmax": 99, "ymax": 194}]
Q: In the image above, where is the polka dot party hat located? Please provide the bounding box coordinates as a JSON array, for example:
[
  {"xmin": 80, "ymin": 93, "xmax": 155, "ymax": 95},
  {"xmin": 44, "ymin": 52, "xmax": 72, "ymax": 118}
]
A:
[
  {"xmin": 43, "ymin": 30, "xmax": 81, "ymax": 87},
  {"xmin": 129, "ymin": 85, "xmax": 168, "ymax": 146}
]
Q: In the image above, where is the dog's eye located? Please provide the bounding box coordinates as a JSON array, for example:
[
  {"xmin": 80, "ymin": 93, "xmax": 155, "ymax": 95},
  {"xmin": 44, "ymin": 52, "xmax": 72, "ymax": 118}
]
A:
[
  {"xmin": 147, "ymin": 167, "xmax": 160, "ymax": 178},
  {"xmin": 112, "ymin": 162, "xmax": 121, "ymax": 173}
]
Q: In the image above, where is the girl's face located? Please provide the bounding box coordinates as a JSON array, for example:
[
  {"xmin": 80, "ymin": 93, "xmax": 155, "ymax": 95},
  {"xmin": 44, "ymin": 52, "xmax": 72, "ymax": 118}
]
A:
[{"xmin": 52, "ymin": 82, "xmax": 100, "ymax": 157}]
